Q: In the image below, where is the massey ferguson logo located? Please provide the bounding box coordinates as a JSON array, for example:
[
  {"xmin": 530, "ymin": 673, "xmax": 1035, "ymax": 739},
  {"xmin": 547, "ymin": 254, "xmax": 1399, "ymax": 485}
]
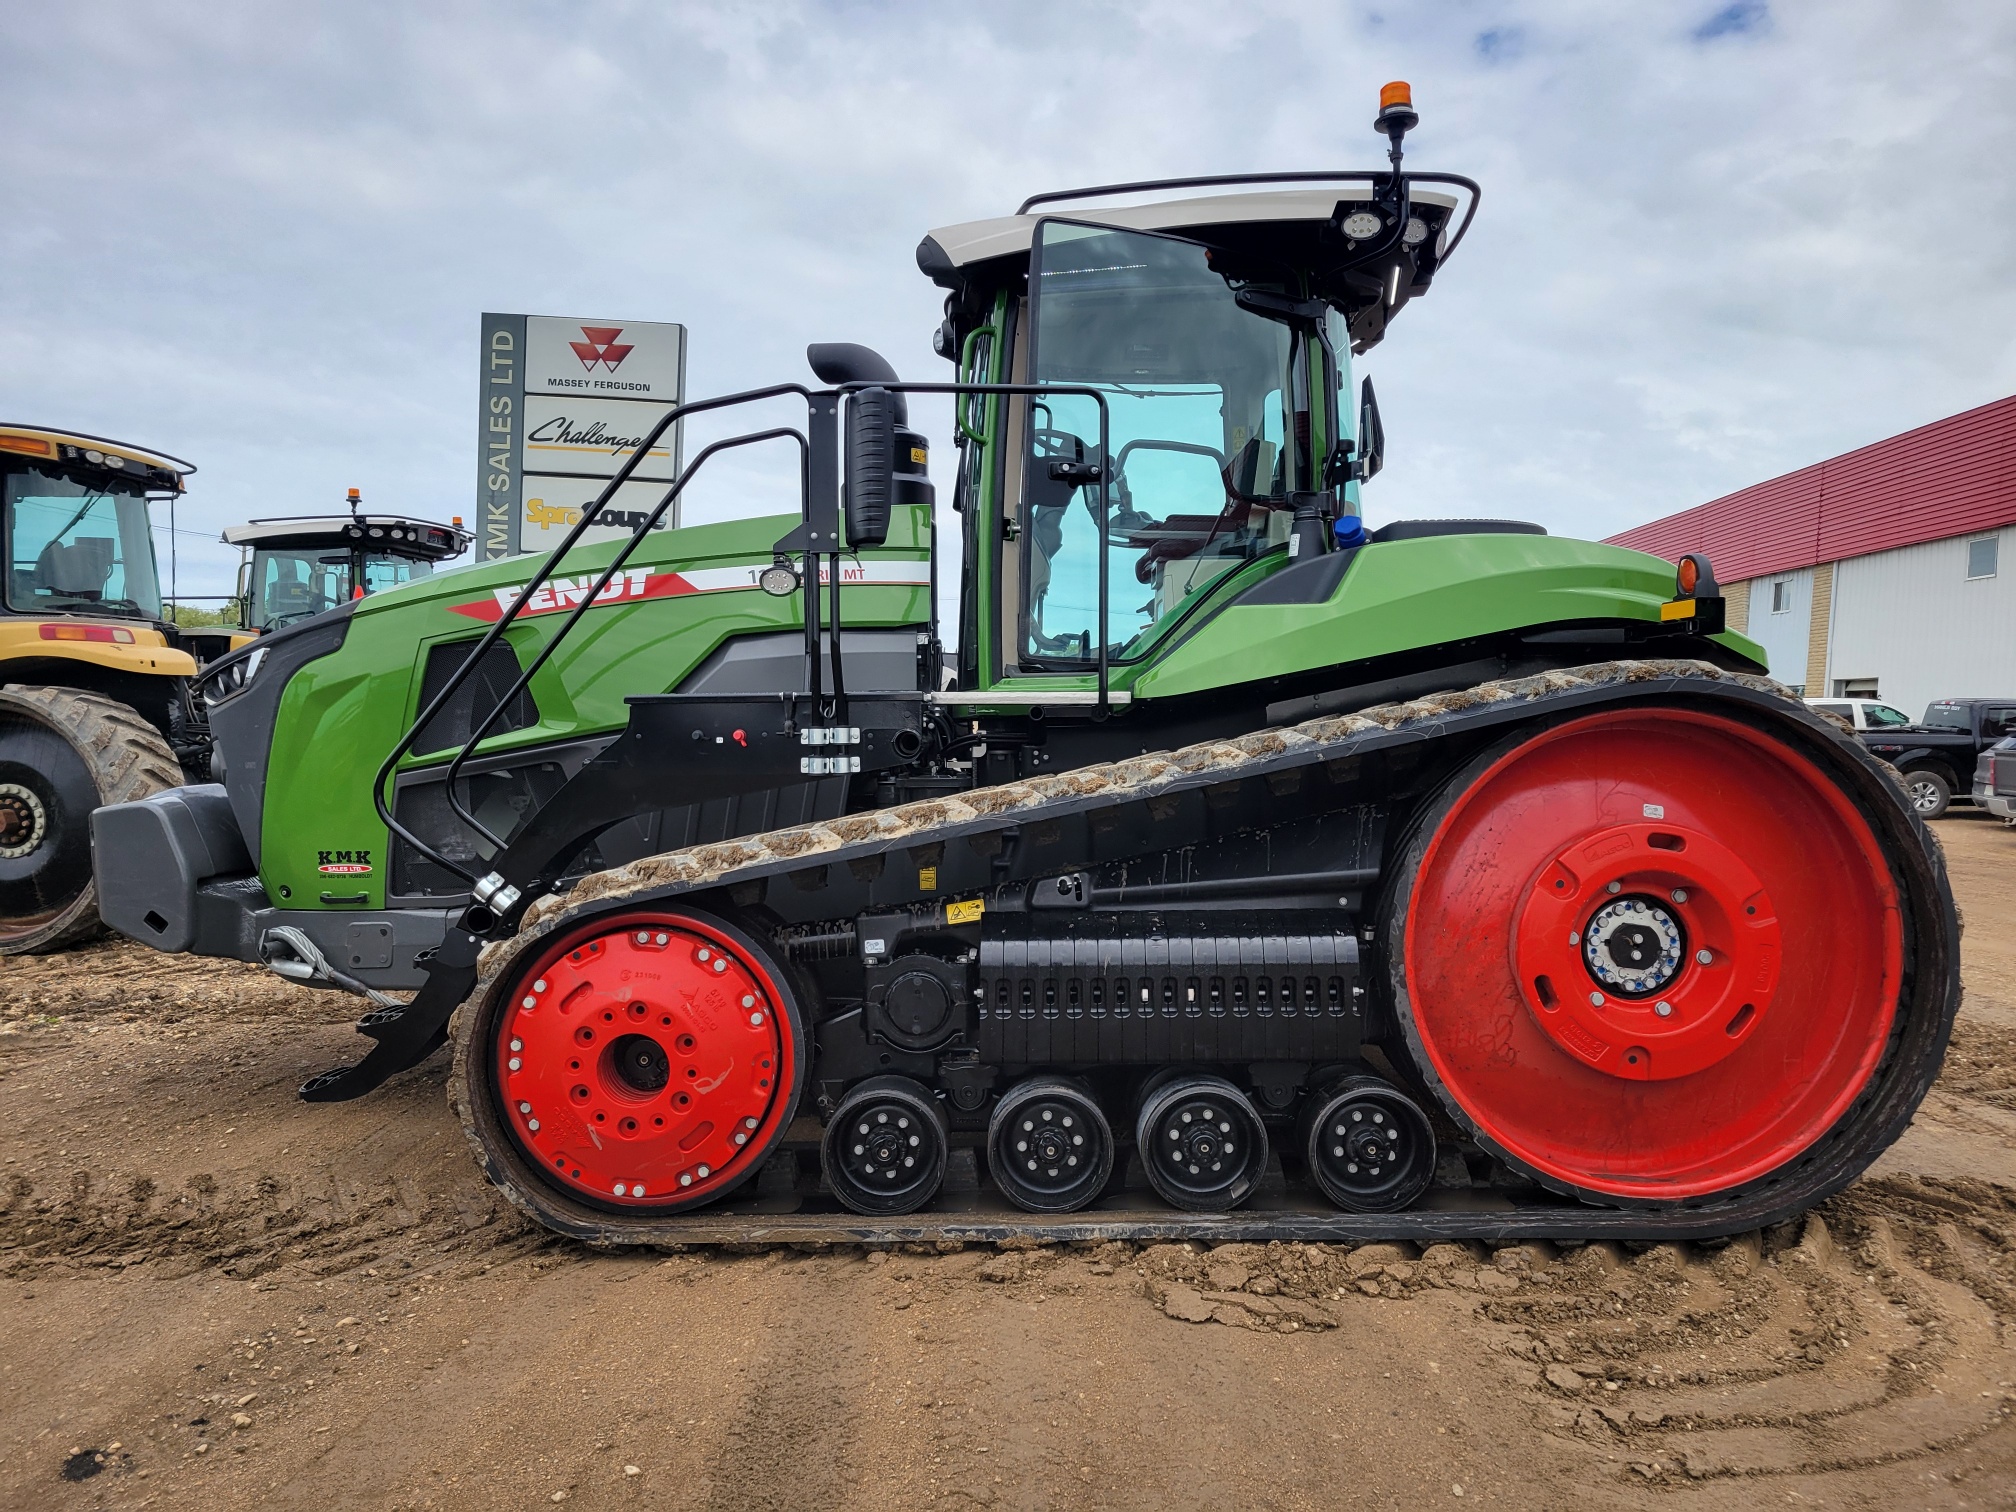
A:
[
  {"xmin": 317, "ymin": 849, "xmax": 373, "ymax": 875},
  {"xmin": 569, "ymin": 326, "xmax": 634, "ymax": 372}
]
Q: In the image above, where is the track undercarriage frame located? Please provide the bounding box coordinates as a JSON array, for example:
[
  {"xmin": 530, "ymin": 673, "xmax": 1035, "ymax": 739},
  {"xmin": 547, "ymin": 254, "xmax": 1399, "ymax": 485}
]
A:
[{"xmin": 412, "ymin": 660, "xmax": 1958, "ymax": 1248}]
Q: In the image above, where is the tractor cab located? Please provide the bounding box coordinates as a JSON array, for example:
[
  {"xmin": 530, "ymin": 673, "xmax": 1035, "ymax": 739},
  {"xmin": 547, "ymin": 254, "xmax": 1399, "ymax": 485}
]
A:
[
  {"xmin": 1, "ymin": 426, "xmax": 188, "ymax": 630},
  {"xmin": 225, "ymin": 494, "xmax": 473, "ymax": 632},
  {"xmin": 917, "ymin": 141, "xmax": 1476, "ymax": 687}
]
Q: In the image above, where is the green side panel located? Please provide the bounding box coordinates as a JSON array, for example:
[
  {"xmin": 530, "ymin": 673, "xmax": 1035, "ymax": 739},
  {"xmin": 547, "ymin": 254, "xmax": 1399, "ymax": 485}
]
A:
[
  {"xmin": 256, "ymin": 506, "xmax": 932, "ymax": 910},
  {"xmin": 1132, "ymin": 535, "xmax": 1767, "ymax": 700}
]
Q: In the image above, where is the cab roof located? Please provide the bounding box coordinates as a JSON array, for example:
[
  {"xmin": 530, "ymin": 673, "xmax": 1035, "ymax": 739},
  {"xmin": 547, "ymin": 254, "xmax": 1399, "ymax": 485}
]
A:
[
  {"xmin": 917, "ymin": 177, "xmax": 1476, "ymax": 352},
  {"xmin": 224, "ymin": 514, "xmax": 472, "ymax": 561},
  {"xmin": 919, "ymin": 185, "xmax": 1461, "ymax": 273},
  {"xmin": 0, "ymin": 425, "xmax": 194, "ymax": 492}
]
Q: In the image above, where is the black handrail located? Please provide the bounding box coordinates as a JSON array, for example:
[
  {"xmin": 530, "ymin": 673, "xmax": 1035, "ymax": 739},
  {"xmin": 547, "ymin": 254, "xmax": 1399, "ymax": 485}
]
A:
[
  {"xmin": 378, "ymin": 379, "xmax": 1113, "ymax": 892},
  {"xmin": 370, "ymin": 381, "xmax": 810, "ymax": 882},
  {"xmin": 438, "ymin": 427, "xmax": 808, "ymax": 854},
  {"xmin": 831, "ymin": 382, "xmax": 1114, "ymax": 718}
]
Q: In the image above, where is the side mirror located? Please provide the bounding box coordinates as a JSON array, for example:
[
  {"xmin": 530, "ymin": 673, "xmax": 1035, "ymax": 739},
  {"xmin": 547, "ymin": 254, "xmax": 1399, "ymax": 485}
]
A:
[
  {"xmin": 845, "ymin": 387, "xmax": 898, "ymax": 549},
  {"xmin": 1356, "ymin": 375, "xmax": 1385, "ymax": 481}
]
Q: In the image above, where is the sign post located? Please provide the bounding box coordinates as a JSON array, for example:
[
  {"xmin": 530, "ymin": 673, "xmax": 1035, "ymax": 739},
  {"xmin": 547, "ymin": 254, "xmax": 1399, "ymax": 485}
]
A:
[{"xmin": 475, "ymin": 314, "xmax": 688, "ymax": 560}]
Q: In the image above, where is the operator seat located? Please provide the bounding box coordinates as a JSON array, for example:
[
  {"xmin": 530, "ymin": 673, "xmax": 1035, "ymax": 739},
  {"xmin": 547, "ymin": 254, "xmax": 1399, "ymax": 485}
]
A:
[
  {"xmin": 1130, "ymin": 511, "xmax": 1251, "ymax": 583},
  {"xmin": 33, "ymin": 537, "xmax": 116, "ymax": 598}
]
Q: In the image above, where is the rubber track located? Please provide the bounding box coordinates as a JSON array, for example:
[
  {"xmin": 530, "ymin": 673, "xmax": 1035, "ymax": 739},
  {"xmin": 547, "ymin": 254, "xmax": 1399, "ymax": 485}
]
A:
[
  {"xmin": 447, "ymin": 659, "xmax": 1962, "ymax": 1247},
  {"xmin": 0, "ymin": 684, "xmax": 184, "ymax": 955}
]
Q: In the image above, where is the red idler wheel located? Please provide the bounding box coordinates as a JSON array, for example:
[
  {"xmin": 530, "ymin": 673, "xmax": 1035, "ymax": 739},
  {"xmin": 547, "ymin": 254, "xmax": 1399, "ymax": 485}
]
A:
[
  {"xmin": 495, "ymin": 911, "xmax": 800, "ymax": 1210},
  {"xmin": 1392, "ymin": 708, "xmax": 1902, "ymax": 1202}
]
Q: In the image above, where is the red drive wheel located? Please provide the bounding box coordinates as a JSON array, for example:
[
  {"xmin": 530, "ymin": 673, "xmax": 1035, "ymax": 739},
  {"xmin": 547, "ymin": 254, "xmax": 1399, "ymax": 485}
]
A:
[
  {"xmin": 1390, "ymin": 708, "xmax": 1903, "ymax": 1203},
  {"xmin": 489, "ymin": 910, "xmax": 802, "ymax": 1212}
]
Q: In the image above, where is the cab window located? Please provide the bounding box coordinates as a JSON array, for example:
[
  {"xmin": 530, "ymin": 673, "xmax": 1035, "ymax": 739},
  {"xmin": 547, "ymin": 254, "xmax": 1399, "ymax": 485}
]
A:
[
  {"xmin": 3, "ymin": 465, "xmax": 163, "ymax": 620},
  {"xmin": 251, "ymin": 548, "xmax": 349, "ymax": 629},
  {"xmin": 1021, "ymin": 220, "xmax": 1296, "ymax": 663},
  {"xmin": 361, "ymin": 553, "xmax": 434, "ymax": 595}
]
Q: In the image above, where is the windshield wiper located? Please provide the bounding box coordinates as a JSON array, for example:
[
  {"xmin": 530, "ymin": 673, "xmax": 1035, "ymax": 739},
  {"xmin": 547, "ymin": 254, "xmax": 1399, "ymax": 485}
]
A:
[
  {"xmin": 48, "ymin": 488, "xmax": 114, "ymax": 543},
  {"xmin": 36, "ymin": 593, "xmax": 147, "ymax": 618}
]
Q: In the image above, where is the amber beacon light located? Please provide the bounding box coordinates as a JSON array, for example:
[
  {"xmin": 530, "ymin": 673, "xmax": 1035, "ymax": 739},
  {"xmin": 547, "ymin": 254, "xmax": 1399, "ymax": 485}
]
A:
[{"xmin": 1376, "ymin": 80, "xmax": 1419, "ymax": 132}]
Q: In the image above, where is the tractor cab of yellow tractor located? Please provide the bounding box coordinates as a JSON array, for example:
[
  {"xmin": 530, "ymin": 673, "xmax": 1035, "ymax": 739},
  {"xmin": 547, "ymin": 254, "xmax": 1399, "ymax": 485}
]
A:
[
  {"xmin": 224, "ymin": 491, "xmax": 473, "ymax": 633},
  {"xmin": 1, "ymin": 426, "xmax": 187, "ymax": 629},
  {"xmin": 0, "ymin": 426, "xmax": 201, "ymax": 951}
]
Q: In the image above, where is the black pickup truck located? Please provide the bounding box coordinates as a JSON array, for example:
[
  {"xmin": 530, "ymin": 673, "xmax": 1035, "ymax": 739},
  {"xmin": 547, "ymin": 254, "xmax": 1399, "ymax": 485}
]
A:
[{"xmin": 1862, "ymin": 698, "xmax": 2016, "ymax": 818}]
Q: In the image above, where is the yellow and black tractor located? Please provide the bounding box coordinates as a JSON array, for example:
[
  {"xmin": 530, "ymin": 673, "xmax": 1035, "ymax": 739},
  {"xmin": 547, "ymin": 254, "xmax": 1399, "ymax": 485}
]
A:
[{"xmin": 0, "ymin": 425, "xmax": 215, "ymax": 952}]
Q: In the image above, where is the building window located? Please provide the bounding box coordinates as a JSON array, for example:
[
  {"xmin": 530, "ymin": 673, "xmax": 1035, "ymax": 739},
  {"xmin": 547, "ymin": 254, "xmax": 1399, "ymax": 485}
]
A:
[
  {"xmin": 1967, "ymin": 536, "xmax": 1998, "ymax": 580},
  {"xmin": 1770, "ymin": 578, "xmax": 1792, "ymax": 613}
]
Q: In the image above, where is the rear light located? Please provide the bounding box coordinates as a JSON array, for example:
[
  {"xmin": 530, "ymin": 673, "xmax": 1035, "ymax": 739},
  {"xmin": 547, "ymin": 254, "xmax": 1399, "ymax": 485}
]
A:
[{"xmin": 39, "ymin": 623, "xmax": 135, "ymax": 644}]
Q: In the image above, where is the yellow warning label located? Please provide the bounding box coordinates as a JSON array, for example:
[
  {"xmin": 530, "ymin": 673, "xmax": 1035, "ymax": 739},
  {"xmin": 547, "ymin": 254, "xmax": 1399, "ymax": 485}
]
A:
[
  {"xmin": 910, "ymin": 446, "xmax": 928, "ymax": 465},
  {"xmin": 1659, "ymin": 598, "xmax": 1695, "ymax": 621},
  {"xmin": 945, "ymin": 898, "xmax": 984, "ymax": 926},
  {"xmin": 918, "ymin": 866, "xmax": 938, "ymax": 890}
]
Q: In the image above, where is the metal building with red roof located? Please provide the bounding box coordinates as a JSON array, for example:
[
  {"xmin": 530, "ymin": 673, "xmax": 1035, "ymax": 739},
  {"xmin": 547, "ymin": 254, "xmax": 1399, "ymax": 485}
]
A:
[{"xmin": 1606, "ymin": 394, "xmax": 2016, "ymax": 716}]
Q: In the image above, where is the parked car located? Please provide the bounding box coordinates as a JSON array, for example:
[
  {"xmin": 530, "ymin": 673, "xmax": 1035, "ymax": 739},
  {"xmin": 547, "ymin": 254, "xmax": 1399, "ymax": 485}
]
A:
[
  {"xmin": 1861, "ymin": 698, "xmax": 2016, "ymax": 819},
  {"xmin": 1805, "ymin": 697, "xmax": 1916, "ymax": 731},
  {"xmin": 1974, "ymin": 736, "xmax": 2016, "ymax": 823}
]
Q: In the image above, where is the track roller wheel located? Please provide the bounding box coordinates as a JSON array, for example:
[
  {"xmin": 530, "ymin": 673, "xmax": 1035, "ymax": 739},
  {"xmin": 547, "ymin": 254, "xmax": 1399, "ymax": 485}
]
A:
[
  {"xmin": 1135, "ymin": 1073, "xmax": 1268, "ymax": 1212},
  {"xmin": 986, "ymin": 1076, "xmax": 1114, "ymax": 1214},
  {"xmin": 1, "ymin": 686, "xmax": 182, "ymax": 955},
  {"xmin": 822, "ymin": 1076, "xmax": 949, "ymax": 1216},
  {"xmin": 1299, "ymin": 1073, "xmax": 1436, "ymax": 1213},
  {"xmin": 1389, "ymin": 707, "xmax": 1905, "ymax": 1204},
  {"xmin": 467, "ymin": 908, "xmax": 804, "ymax": 1219}
]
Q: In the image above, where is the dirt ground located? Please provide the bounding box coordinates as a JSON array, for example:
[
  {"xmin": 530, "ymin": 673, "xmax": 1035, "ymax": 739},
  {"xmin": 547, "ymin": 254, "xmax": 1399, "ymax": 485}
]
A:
[{"xmin": 4, "ymin": 816, "xmax": 2016, "ymax": 1511}]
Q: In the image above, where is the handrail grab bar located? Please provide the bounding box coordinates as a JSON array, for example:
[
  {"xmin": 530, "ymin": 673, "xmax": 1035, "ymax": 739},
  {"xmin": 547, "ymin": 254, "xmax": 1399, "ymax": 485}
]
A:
[
  {"xmin": 434, "ymin": 426, "xmax": 809, "ymax": 856},
  {"xmin": 370, "ymin": 380, "xmax": 810, "ymax": 881}
]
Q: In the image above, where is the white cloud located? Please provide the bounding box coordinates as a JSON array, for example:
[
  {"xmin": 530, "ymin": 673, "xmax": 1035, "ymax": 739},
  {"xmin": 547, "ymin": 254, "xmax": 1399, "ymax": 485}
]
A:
[{"xmin": 2, "ymin": 0, "xmax": 2011, "ymax": 614}]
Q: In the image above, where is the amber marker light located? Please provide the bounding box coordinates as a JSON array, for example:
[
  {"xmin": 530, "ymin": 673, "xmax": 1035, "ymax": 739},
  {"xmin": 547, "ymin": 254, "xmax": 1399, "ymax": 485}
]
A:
[
  {"xmin": 0, "ymin": 434, "xmax": 53, "ymax": 456},
  {"xmin": 1677, "ymin": 556, "xmax": 1700, "ymax": 596}
]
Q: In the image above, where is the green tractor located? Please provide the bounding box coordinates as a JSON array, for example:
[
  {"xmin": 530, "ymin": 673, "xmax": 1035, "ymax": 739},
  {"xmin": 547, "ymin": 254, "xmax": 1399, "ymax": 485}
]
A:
[{"xmin": 96, "ymin": 88, "xmax": 1957, "ymax": 1244}]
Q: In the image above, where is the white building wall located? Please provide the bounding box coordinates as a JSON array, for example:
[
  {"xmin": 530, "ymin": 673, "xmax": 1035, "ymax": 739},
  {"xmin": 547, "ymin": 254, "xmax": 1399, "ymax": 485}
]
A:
[
  {"xmin": 1825, "ymin": 526, "xmax": 2016, "ymax": 719},
  {"xmin": 1745, "ymin": 565, "xmax": 1813, "ymax": 691}
]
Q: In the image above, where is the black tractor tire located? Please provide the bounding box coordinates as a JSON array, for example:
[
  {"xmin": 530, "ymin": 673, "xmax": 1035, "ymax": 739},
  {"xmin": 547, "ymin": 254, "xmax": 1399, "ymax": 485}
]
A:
[
  {"xmin": 0, "ymin": 685, "xmax": 184, "ymax": 955},
  {"xmin": 1902, "ymin": 766, "xmax": 1952, "ymax": 821}
]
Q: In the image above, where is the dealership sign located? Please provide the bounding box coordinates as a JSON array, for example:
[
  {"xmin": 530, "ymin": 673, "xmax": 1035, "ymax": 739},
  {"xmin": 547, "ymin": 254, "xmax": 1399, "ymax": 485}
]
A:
[{"xmin": 476, "ymin": 314, "xmax": 688, "ymax": 560}]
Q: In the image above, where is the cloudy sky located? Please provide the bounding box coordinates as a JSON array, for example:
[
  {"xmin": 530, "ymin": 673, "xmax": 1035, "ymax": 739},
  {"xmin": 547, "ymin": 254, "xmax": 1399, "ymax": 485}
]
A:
[{"xmin": 5, "ymin": 0, "xmax": 2012, "ymax": 618}]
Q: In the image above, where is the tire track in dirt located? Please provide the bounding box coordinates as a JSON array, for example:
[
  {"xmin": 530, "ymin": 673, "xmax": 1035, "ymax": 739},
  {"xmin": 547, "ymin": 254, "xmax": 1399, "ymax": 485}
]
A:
[{"xmin": 1122, "ymin": 1188, "xmax": 2016, "ymax": 1496}]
